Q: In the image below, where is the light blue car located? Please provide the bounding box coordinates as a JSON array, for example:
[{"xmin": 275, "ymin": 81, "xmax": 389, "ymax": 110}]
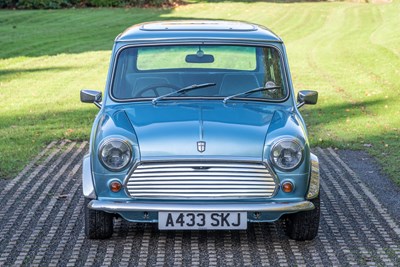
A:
[{"xmin": 81, "ymin": 20, "xmax": 320, "ymax": 240}]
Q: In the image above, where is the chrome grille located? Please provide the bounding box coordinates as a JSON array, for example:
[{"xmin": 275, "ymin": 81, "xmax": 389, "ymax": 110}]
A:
[{"xmin": 125, "ymin": 162, "xmax": 277, "ymax": 199}]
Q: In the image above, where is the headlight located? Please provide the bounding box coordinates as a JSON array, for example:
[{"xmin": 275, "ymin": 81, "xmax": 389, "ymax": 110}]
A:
[
  {"xmin": 271, "ymin": 139, "xmax": 304, "ymax": 171},
  {"xmin": 99, "ymin": 138, "xmax": 132, "ymax": 171}
]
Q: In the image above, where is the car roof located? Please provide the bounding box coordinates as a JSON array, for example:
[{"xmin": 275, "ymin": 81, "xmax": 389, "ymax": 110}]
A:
[{"xmin": 116, "ymin": 20, "xmax": 282, "ymax": 43}]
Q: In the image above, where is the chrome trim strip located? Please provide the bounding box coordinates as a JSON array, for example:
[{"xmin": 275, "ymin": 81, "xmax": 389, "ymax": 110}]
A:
[
  {"xmin": 82, "ymin": 154, "xmax": 97, "ymax": 199},
  {"xmin": 127, "ymin": 177, "xmax": 274, "ymax": 182},
  {"xmin": 127, "ymin": 182, "xmax": 275, "ymax": 188},
  {"xmin": 116, "ymin": 38, "xmax": 283, "ymax": 44},
  {"xmin": 129, "ymin": 172, "xmax": 272, "ymax": 177},
  {"xmin": 135, "ymin": 163, "xmax": 268, "ymax": 169},
  {"xmin": 109, "ymin": 96, "xmax": 288, "ymax": 104},
  {"xmin": 126, "ymin": 187, "xmax": 275, "ymax": 191},
  {"xmin": 128, "ymin": 182, "xmax": 276, "ymax": 187},
  {"xmin": 307, "ymin": 153, "xmax": 320, "ymax": 199},
  {"xmin": 125, "ymin": 194, "xmax": 275, "ymax": 198},
  {"xmin": 88, "ymin": 200, "xmax": 314, "ymax": 212},
  {"xmin": 139, "ymin": 156, "xmax": 265, "ymax": 162},
  {"xmin": 138, "ymin": 22, "xmax": 258, "ymax": 32}
]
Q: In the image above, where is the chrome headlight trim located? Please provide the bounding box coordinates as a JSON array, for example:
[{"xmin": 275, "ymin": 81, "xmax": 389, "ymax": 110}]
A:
[
  {"xmin": 270, "ymin": 138, "xmax": 304, "ymax": 171},
  {"xmin": 98, "ymin": 138, "xmax": 133, "ymax": 171}
]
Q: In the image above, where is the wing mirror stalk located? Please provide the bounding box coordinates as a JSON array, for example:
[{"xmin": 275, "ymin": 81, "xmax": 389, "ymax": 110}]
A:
[
  {"xmin": 81, "ymin": 89, "xmax": 102, "ymax": 109},
  {"xmin": 297, "ymin": 90, "xmax": 318, "ymax": 109}
]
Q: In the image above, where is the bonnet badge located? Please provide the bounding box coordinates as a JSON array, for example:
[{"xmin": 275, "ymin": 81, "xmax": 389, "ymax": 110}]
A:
[{"xmin": 197, "ymin": 141, "xmax": 206, "ymax": 153}]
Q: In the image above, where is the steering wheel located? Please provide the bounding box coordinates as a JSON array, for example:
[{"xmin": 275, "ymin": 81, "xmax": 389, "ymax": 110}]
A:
[{"xmin": 135, "ymin": 84, "xmax": 180, "ymax": 97}]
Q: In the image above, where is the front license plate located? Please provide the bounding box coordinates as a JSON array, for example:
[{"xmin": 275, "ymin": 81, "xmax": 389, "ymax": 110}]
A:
[{"xmin": 158, "ymin": 212, "xmax": 247, "ymax": 230}]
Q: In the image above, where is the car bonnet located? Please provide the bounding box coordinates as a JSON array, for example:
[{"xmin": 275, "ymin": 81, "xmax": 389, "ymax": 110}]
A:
[{"xmin": 122, "ymin": 101, "xmax": 279, "ymax": 160}]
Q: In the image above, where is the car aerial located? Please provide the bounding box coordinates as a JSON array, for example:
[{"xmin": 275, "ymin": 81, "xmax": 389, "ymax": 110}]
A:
[{"xmin": 80, "ymin": 20, "xmax": 320, "ymax": 241}]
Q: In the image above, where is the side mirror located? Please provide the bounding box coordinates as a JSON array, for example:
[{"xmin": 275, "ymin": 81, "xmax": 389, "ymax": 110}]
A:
[
  {"xmin": 80, "ymin": 89, "xmax": 102, "ymax": 109},
  {"xmin": 297, "ymin": 90, "xmax": 318, "ymax": 109}
]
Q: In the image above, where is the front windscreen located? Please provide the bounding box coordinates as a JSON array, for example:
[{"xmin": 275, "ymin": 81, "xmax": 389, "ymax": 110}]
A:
[{"xmin": 111, "ymin": 45, "xmax": 287, "ymax": 101}]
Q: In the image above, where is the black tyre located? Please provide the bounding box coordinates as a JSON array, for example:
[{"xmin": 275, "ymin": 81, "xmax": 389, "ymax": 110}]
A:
[
  {"xmin": 84, "ymin": 198, "xmax": 114, "ymax": 239},
  {"xmin": 284, "ymin": 195, "xmax": 320, "ymax": 241}
]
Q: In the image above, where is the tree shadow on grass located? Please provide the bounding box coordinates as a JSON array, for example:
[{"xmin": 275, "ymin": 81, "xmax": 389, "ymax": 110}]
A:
[
  {"xmin": 0, "ymin": 105, "xmax": 97, "ymax": 133},
  {"xmin": 300, "ymin": 97, "xmax": 399, "ymax": 154},
  {"xmin": 0, "ymin": 106, "xmax": 97, "ymax": 179},
  {"xmin": 301, "ymin": 98, "xmax": 388, "ymax": 127},
  {"xmin": 0, "ymin": 67, "xmax": 74, "ymax": 80}
]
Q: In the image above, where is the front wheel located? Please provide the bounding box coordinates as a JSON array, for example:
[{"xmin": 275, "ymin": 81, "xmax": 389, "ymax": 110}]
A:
[
  {"xmin": 84, "ymin": 198, "xmax": 114, "ymax": 239},
  {"xmin": 284, "ymin": 195, "xmax": 320, "ymax": 241}
]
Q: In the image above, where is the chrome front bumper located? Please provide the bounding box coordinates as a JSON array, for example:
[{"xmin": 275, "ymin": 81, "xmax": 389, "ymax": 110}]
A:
[{"xmin": 88, "ymin": 199, "xmax": 315, "ymax": 213}]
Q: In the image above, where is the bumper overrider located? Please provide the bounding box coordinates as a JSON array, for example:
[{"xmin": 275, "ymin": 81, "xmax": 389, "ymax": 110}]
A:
[{"xmin": 82, "ymin": 153, "xmax": 320, "ymax": 221}]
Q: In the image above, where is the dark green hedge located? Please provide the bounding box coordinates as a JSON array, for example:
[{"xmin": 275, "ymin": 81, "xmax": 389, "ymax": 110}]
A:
[{"xmin": 0, "ymin": 0, "xmax": 173, "ymax": 8}]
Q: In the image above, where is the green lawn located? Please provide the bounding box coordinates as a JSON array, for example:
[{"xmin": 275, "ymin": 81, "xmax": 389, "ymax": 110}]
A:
[{"xmin": 0, "ymin": 1, "xmax": 399, "ymax": 184}]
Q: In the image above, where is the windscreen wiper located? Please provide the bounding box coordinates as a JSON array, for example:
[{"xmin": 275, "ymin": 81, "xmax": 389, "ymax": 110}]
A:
[
  {"xmin": 222, "ymin": 86, "xmax": 281, "ymax": 104},
  {"xmin": 152, "ymin": 83, "xmax": 216, "ymax": 105}
]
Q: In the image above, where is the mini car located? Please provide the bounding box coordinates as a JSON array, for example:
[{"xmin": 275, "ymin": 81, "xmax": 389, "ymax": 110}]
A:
[{"xmin": 80, "ymin": 20, "xmax": 320, "ymax": 240}]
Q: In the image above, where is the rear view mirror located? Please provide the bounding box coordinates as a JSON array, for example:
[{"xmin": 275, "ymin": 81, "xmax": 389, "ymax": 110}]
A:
[
  {"xmin": 185, "ymin": 54, "xmax": 214, "ymax": 63},
  {"xmin": 297, "ymin": 90, "xmax": 318, "ymax": 108},
  {"xmin": 81, "ymin": 89, "xmax": 102, "ymax": 109}
]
